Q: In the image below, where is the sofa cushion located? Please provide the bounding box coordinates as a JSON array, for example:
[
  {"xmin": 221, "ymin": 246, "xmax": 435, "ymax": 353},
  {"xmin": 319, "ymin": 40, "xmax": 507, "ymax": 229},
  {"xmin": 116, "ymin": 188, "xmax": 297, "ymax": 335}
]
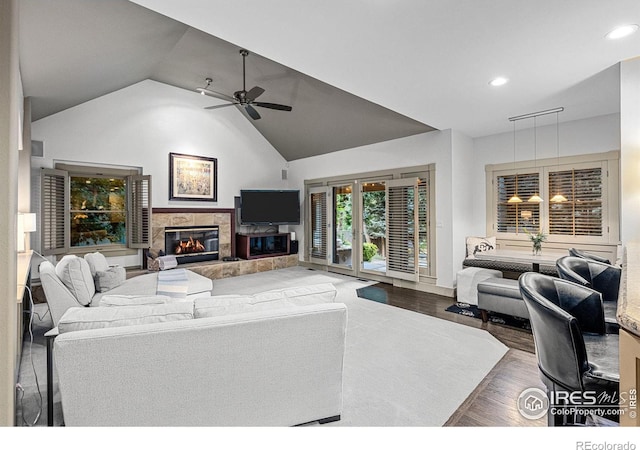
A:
[
  {"xmin": 194, "ymin": 283, "xmax": 337, "ymax": 318},
  {"xmin": 55, "ymin": 255, "xmax": 95, "ymax": 306},
  {"xmin": 465, "ymin": 236, "xmax": 496, "ymax": 259},
  {"xmin": 84, "ymin": 252, "xmax": 110, "ymax": 277},
  {"xmin": 58, "ymin": 302, "xmax": 194, "ymax": 334},
  {"xmin": 94, "ymin": 266, "xmax": 127, "ymax": 292},
  {"xmin": 99, "ymin": 294, "xmax": 173, "ymax": 307}
]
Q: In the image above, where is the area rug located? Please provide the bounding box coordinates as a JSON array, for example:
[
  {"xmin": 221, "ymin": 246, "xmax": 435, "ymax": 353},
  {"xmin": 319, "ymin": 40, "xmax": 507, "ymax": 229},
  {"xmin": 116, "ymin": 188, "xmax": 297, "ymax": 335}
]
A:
[
  {"xmin": 445, "ymin": 302, "xmax": 531, "ymax": 331},
  {"xmin": 18, "ymin": 266, "xmax": 508, "ymax": 427}
]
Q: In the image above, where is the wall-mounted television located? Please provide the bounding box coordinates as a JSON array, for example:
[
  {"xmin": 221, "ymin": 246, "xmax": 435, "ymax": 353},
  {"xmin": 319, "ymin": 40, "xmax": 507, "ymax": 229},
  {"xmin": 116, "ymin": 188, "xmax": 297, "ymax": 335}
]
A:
[{"xmin": 239, "ymin": 190, "xmax": 300, "ymax": 225}]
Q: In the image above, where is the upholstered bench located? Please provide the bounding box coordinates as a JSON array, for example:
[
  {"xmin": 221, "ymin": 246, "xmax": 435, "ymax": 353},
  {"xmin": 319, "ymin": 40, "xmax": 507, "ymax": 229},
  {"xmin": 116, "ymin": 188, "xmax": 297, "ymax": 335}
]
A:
[
  {"xmin": 455, "ymin": 267, "xmax": 503, "ymax": 305},
  {"xmin": 477, "ymin": 277, "xmax": 529, "ymax": 322}
]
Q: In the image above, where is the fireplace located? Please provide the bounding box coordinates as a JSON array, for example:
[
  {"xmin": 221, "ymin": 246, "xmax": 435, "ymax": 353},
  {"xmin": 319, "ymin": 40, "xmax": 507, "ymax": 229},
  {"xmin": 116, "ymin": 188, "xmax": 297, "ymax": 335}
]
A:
[{"xmin": 164, "ymin": 225, "xmax": 219, "ymax": 264}]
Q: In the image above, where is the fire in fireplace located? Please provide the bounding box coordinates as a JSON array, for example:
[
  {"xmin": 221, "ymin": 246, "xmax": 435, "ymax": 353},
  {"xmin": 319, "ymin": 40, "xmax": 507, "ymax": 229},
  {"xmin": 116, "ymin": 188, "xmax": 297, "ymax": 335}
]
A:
[
  {"xmin": 164, "ymin": 225, "xmax": 219, "ymax": 264},
  {"xmin": 175, "ymin": 236, "xmax": 206, "ymax": 255}
]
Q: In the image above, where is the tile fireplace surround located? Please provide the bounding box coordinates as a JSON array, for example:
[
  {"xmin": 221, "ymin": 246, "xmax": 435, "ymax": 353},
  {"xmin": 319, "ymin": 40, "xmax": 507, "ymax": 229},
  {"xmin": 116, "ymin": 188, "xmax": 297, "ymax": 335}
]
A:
[{"xmin": 151, "ymin": 208, "xmax": 234, "ymax": 259}]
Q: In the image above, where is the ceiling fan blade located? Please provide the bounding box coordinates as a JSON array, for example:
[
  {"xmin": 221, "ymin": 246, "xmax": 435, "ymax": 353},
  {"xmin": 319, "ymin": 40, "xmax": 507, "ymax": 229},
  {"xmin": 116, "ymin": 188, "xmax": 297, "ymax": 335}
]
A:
[
  {"xmin": 245, "ymin": 86, "xmax": 265, "ymax": 102},
  {"xmin": 197, "ymin": 88, "xmax": 236, "ymax": 103},
  {"xmin": 244, "ymin": 104, "xmax": 261, "ymax": 120},
  {"xmin": 254, "ymin": 102, "xmax": 292, "ymax": 112},
  {"xmin": 204, "ymin": 103, "xmax": 236, "ymax": 110}
]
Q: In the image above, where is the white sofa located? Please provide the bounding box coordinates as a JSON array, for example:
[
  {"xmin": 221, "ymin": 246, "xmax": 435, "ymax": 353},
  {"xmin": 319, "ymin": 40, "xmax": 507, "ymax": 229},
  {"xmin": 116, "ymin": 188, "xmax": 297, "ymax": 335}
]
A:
[
  {"xmin": 39, "ymin": 254, "xmax": 213, "ymax": 326},
  {"xmin": 52, "ymin": 284, "xmax": 346, "ymax": 426}
]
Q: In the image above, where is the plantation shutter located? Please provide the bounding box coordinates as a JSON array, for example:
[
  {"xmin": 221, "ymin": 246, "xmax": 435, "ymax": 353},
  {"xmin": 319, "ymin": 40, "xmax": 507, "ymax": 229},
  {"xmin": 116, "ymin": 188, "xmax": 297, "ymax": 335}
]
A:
[
  {"xmin": 417, "ymin": 177, "xmax": 429, "ymax": 270},
  {"xmin": 127, "ymin": 175, "xmax": 152, "ymax": 248},
  {"xmin": 496, "ymin": 172, "xmax": 540, "ymax": 233},
  {"xmin": 549, "ymin": 167, "xmax": 603, "ymax": 236},
  {"xmin": 308, "ymin": 187, "xmax": 331, "ymax": 264},
  {"xmin": 40, "ymin": 168, "xmax": 69, "ymax": 256},
  {"xmin": 386, "ymin": 178, "xmax": 419, "ymax": 282}
]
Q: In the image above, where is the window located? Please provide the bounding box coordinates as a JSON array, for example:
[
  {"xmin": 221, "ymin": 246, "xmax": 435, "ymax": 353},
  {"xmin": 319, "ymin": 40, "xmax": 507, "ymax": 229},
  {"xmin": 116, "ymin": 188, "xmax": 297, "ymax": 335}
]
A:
[
  {"xmin": 497, "ymin": 172, "xmax": 540, "ymax": 233},
  {"xmin": 487, "ymin": 151, "xmax": 619, "ymax": 245},
  {"xmin": 41, "ymin": 164, "xmax": 151, "ymax": 256},
  {"xmin": 70, "ymin": 176, "xmax": 126, "ymax": 248},
  {"xmin": 548, "ymin": 167, "xmax": 602, "ymax": 237}
]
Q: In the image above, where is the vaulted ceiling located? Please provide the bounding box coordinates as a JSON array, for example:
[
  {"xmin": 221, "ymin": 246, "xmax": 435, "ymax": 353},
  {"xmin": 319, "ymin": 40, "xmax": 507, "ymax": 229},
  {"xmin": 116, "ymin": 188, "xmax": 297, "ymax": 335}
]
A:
[
  {"xmin": 20, "ymin": 1, "xmax": 640, "ymax": 161},
  {"xmin": 18, "ymin": 0, "xmax": 434, "ymax": 161}
]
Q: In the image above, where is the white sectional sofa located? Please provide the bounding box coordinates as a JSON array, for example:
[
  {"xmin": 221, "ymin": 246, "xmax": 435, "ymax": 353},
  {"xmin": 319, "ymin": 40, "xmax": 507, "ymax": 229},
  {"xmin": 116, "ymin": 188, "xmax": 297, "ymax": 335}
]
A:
[
  {"xmin": 52, "ymin": 283, "xmax": 347, "ymax": 426},
  {"xmin": 39, "ymin": 253, "xmax": 213, "ymax": 326}
]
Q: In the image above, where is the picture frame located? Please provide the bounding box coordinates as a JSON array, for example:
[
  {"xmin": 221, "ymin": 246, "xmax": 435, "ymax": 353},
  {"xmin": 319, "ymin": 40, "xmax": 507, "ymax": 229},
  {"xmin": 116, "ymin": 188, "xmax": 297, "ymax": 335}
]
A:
[{"xmin": 169, "ymin": 152, "xmax": 217, "ymax": 202}]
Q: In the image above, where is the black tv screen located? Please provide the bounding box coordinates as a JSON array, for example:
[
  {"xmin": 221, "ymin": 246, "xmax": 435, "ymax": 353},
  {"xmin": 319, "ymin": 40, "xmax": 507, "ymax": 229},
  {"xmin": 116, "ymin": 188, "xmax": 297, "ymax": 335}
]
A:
[{"xmin": 240, "ymin": 190, "xmax": 300, "ymax": 225}]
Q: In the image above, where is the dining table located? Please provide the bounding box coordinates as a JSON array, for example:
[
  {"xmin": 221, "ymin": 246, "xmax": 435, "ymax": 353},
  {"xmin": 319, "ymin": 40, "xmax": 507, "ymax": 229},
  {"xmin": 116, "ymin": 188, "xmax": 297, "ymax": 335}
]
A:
[{"xmin": 473, "ymin": 248, "xmax": 568, "ymax": 272}]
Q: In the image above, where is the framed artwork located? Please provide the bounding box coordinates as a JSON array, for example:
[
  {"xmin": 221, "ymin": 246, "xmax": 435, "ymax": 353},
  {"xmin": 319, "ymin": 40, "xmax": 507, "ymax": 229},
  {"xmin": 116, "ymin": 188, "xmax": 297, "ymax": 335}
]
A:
[{"xmin": 169, "ymin": 153, "xmax": 217, "ymax": 201}]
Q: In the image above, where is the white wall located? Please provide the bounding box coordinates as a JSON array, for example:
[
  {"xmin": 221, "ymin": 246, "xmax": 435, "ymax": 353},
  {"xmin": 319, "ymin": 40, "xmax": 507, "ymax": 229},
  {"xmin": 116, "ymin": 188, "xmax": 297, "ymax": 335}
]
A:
[
  {"xmin": 0, "ymin": 0, "xmax": 20, "ymax": 426},
  {"xmin": 30, "ymin": 80, "xmax": 288, "ymax": 265},
  {"xmin": 31, "ymin": 80, "xmax": 288, "ymax": 209},
  {"xmin": 621, "ymin": 58, "xmax": 640, "ymax": 244},
  {"xmin": 472, "ymin": 113, "xmax": 621, "ymax": 230},
  {"xmin": 450, "ymin": 130, "xmax": 477, "ymax": 286},
  {"xmin": 288, "ymin": 129, "xmax": 459, "ymax": 289}
]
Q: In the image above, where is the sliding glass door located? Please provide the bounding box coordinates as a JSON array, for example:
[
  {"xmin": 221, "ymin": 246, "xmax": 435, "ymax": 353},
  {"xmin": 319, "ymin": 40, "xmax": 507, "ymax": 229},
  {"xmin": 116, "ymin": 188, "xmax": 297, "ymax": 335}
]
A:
[
  {"xmin": 332, "ymin": 184, "xmax": 354, "ymax": 270},
  {"xmin": 360, "ymin": 181, "xmax": 386, "ymax": 274},
  {"xmin": 306, "ymin": 166, "xmax": 433, "ymax": 283}
]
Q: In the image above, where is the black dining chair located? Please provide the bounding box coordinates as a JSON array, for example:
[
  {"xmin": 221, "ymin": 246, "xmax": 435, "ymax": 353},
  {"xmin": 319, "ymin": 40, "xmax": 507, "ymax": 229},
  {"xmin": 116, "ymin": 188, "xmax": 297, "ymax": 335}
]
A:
[
  {"xmin": 519, "ymin": 272, "xmax": 619, "ymax": 426},
  {"xmin": 556, "ymin": 256, "xmax": 620, "ymax": 328},
  {"xmin": 568, "ymin": 248, "xmax": 612, "ymax": 265}
]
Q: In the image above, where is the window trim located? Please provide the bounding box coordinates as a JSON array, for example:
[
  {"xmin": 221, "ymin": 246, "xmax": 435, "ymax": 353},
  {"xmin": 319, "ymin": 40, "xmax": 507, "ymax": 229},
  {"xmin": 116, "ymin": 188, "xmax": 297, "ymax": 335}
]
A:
[
  {"xmin": 485, "ymin": 150, "xmax": 620, "ymax": 245},
  {"xmin": 40, "ymin": 162, "xmax": 149, "ymax": 257}
]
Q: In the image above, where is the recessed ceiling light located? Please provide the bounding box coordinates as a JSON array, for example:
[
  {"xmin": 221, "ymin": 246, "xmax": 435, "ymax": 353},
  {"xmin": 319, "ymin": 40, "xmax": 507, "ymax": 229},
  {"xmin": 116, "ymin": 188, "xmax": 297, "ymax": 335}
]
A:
[
  {"xmin": 605, "ymin": 24, "xmax": 639, "ymax": 40},
  {"xmin": 489, "ymin": 77, "xmax": 509, "ymax": 87}
]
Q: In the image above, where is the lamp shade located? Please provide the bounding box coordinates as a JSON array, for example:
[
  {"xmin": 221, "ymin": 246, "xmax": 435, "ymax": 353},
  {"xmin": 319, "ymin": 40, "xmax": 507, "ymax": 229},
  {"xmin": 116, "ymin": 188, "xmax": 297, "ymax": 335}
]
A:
[
  {"xmin": 550, "ymin": 194, "xmax": 568, "ymax": 203},
  {"xmin": 23, "ymin": 213, "xmax": 37, "ymax": 232},
  {"xmin": 528, "ymin": 194, "xmax": 544, "ymax": 203}
]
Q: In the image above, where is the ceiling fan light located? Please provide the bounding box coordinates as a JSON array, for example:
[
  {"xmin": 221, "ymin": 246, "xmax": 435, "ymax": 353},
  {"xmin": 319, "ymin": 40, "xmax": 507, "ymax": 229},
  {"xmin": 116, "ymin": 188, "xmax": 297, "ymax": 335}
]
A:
[
  {"xmin": 508, "ymin": 195, "xmax": 523, "ymax": 203},
  {"xmin": 550, "ymin": 194, "xmax": 568, "ymax": 203},
  {"xmin": 528, "ymin": 194, "xmax": 544, "ymax": 203}
]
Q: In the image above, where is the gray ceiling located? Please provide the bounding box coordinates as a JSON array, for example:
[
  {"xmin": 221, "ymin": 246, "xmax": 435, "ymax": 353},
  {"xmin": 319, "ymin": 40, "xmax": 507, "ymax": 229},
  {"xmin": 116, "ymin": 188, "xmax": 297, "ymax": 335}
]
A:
[{"xmin": 18, "ymin": 0, "xmax": 435, "ymax": 161}]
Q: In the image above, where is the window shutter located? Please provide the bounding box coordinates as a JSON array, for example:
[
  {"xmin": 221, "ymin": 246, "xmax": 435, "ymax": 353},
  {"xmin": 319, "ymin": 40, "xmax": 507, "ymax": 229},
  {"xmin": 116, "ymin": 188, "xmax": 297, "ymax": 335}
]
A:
[
  {"xmin": 309, "ymin": 187, "xmax": 330, "ymax": 263},
  {"xmin": 127, "ymin": 175, "xmax": 152, "ymax": 248},
  {"xmin": 40, "ymin": 168, "xmax": 69, "ymax": 255},
  {"xmin": 496, "ymin": 172, "xmax": 540, "ymax": 233},
  {"xmin": 549, "ymin": 168, "xmax": 602, "ymax": 236},
  {"xmin": 386, "ymin": 179, "xmax": 419, "ymax": 282},
  {"xmin": 417, "ymin": 177, "xmax": 429, "ymax": 269}
]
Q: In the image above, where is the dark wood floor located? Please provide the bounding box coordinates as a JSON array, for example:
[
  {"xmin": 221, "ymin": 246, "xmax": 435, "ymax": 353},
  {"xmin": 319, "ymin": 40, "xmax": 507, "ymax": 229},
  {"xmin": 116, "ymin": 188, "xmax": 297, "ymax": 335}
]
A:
[{"xmin": 375, "ymin": 283, "xmax": 547, "ymax": 427}]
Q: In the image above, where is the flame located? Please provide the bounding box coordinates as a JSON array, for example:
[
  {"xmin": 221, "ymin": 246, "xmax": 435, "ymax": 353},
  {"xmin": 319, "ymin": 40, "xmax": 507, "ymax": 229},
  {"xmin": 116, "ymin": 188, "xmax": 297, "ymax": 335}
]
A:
[{"xmin": 175, "ymin": 236, "xmax": 206, "ymax": 254}]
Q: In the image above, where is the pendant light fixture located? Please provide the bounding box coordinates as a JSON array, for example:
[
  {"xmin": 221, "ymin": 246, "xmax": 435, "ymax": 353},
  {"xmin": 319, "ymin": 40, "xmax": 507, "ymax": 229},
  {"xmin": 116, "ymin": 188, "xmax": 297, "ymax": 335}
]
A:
[
  {"xmin": 528, "ymin": 116, "xmax": 544, "ymax": 203},
  {"xmin": 550, "ymin": 110, "xmax": 568, "ymax": 203},
  {"xmin": 508, "ymin": 119, "xmax": 523, "ymax": 203},
  {"xmin": 508, "ymin": 107, "xmax": 564, "ymax": 203}
]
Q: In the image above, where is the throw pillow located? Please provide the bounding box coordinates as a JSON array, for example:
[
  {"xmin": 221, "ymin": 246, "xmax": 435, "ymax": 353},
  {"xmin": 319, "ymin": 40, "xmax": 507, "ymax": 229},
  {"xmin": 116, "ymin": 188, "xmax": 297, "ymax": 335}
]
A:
[
  {"xmin": 94, "ymin": 266, "xmax": 127, "ymax": 292},
  {"xmin": 55, "ymin": 255, "xmax": 95, "ymax": 306},
  {"xmin": 99, "ymin": 294, "xmax": 172, "ymax": 307},
  {"xmin": 57, "ymin": 302, "xmax": 194, "ymax": 334},
  {"xmin": 465, "ymin": 236, "xmax": 496, "ymax": 259},
  {"xmin": 84, "ymin": 252, "xmax": 110, "ymax": 277}
]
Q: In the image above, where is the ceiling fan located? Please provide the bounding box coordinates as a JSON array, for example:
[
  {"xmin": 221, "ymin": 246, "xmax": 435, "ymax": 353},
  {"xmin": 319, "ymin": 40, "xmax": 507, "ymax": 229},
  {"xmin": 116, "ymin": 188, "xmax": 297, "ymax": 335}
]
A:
[{"xmin": 199, "ymin": 49, "xmax": 292, "ymax": 120}]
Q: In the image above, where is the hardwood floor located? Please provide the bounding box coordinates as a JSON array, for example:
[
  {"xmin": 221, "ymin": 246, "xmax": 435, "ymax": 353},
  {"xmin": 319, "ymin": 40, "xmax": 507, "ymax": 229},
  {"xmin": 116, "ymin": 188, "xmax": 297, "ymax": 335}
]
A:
[{"xmin": 374, "ymin": 283, "xmax": 547, "ymax": 427}]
